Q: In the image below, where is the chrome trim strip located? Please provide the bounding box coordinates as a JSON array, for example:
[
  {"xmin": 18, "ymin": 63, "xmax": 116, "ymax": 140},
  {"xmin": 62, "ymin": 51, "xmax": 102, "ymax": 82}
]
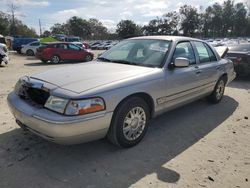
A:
[{"xmin": 157, "ymin": 81, "xmax": 216, "ymax": 105}]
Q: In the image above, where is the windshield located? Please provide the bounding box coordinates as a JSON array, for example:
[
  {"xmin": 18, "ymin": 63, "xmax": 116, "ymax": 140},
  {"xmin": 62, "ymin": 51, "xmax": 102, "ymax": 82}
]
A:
[{"xmin": 99, "ymin": 39, "xmax": 171, "ymax": 67}]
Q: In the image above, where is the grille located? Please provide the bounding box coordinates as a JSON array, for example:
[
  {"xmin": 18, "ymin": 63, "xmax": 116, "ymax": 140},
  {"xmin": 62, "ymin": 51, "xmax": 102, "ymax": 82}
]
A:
[
  {"xmin": 18, "ymin": 85, "xmax": 50, "ymax": 106},
  {"xmin": 26, "ymin": 87, "xmax": 50, "ymax": 105}
]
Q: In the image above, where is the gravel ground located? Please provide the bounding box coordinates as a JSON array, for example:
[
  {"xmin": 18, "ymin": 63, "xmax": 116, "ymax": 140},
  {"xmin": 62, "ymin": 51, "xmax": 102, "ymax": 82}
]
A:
[{"xmin": 0, "ymin": 52, "xmax": 249, "ymax": 188}]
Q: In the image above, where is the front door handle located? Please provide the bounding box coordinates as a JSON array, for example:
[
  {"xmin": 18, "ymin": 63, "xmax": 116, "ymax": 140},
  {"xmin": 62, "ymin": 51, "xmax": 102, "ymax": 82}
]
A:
[{"xmin": 195, "ymin": 70, "xmax": 202, "ymax": 74}]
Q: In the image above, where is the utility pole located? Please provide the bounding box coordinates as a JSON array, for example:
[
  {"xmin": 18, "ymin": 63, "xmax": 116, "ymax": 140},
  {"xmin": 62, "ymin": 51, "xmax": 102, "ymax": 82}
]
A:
[
  {"xmin": 8, "ymin": 3, "xmax": 18, "ymax": 35},
  {"xmin": 39, "ymin": 19, "xmax": 42, "ymax": 37}
]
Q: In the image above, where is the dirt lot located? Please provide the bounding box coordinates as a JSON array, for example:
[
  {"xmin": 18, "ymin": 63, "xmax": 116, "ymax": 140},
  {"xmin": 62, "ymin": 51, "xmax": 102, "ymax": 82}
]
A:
[{"xmin": 0, "ymin": 52, "xmax": 249, "ymax": 188}]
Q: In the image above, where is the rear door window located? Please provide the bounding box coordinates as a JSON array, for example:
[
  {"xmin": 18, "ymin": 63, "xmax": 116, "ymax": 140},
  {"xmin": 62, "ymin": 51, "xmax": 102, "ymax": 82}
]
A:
[
  {"xmin": 30, "ymin": 42, "xmax": 40, "ymax": 46},
  {"xmin": 68, "ymin": 44, "xmax": 81, "ymax": 50},
  {"xmin": 57, "ymin": 44, "xmax": 68, "ymax": 49},
  {"xmin": 193, "ymin": 42, "xmax": 210, "ymax": 63},
  {"xmin": 204, "ymin": 44, "xmax": 217, "ymax": 62}
]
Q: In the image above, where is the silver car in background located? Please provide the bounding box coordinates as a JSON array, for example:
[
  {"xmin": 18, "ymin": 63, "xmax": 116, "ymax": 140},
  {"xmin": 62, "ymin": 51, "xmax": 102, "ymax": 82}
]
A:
[
  {"xmin": 21, "ymin": 41, "xmax": 40, "ymax": 56},
  {"xmin": 8, "ymin": 36, "xmax": 236, "ymax": 147}
]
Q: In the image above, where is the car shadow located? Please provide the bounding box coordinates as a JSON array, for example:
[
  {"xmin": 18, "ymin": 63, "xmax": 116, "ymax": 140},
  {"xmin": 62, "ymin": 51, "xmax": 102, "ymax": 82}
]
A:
[
  {"xmin": 25, "ymin": 56, "xmax": 37, "ymax": 60},
  {"xmin": 227, "ymin": 76, "xmax": 250, "ymax": 90},
  {"xmin": 0, "ymin": 96, "xmax": 238, "ymax": 188}
]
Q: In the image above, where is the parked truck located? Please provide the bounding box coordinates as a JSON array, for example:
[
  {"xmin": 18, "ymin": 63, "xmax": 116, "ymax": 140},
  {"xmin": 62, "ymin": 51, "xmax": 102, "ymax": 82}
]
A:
[{"xmin": 12, "ymin": 37, "xmax": 38, "ymax": 53}]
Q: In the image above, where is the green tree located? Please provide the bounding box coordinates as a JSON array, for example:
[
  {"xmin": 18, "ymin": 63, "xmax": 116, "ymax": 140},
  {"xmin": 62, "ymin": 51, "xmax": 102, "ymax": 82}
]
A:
[
  {"xmin": 42, "ymin": 30, "xmax": 51, "ymax": 37},
  {"xmin": 0, "ymin": 11, "xmax": 10, "ymax": 35},
  {"xmin": 222, "ymin": 0, "xmax": 235, "ymax": 36},
  {"xmin": 233, "ymin": 3, "xmax": 247, "ymax": 36},
  {"xmin": 15, "ymin": 21, "xmax": 37, "ymax": 37},
  {"xmin": 143, "ymin": 18, "xmax": 162, "ymax": 35},
  {"xmin": 161, "ymin": 11, "xmax": 179, "ymax": 35},
  {"xmin": 88, "ymin": 18, "xmax": 108, "ymax": 39},
  {"xmin": 116, "ymin": 20, "xmax": 142, "ymax": 39},
  {"xmin": 67, "ymin": 16, "xmax": 91, "ymax": 38},
  {"xmin": 143, "ymin": 12, "xmax": 179, "ymax": 35},
  {"xmin": 50, "ymin": 23, "xmax": 69, "ymax": 35},
  {"xmin": 179, "ymin": 5, "xmax": 200, "ymax": 36}
]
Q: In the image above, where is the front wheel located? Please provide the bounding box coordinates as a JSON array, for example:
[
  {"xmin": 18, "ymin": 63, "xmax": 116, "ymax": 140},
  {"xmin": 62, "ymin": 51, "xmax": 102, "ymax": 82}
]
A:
[
  {"xmin": 107, "ymin": 97, "xmax": 150, "ymax": 148},
  {"xmin": 207, "ymin": 77, "xmax": 226, "ymax": 103},
  {"xmin": 26, "ymin": 49, "xmax": 34, "ymax": 56},
  {"xmin": 50, "ymin": 55, "xmax": 60, "ymax": 64},
  {"xmin": 84, "ymin": 54, "xmax": 93, "ymax": 62}
]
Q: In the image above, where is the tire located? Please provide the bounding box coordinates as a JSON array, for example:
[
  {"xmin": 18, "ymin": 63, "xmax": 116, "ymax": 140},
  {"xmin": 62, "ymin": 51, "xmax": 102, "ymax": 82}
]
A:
[
  {"xmin": 107, "ymin": 97, "xmax": 150, "ymax": 148},
  {"xmin": 207, "ymin": 77, "xmax": 226, "ymax": 104},
  {"xmin": 26, "ymin": 49, "xmax": 34, "ymax": 56},
  {"xmin": 84, "ymin": 54, "xmax": 93, "ymax": 62},
  {"xmin": 50, "ymin": 55, "xmax": 60, "ymax": 64}
]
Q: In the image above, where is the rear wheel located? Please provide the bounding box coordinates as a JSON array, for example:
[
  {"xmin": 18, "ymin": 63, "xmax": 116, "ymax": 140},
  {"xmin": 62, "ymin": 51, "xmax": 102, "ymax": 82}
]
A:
[
  {"xmin": 107, "ymin": 97, "xmax": 150, "ymax": 148},
  {"xmin": 50, "ymin": 55, "xmax": 60, "ymax": 64},
  {"xmin": 207, "ymin": 77, "xmax": 226, "ymax": 103},
  {"xmin": 26, "ymin": 49, "xmax": 34, "ymax": 56}
]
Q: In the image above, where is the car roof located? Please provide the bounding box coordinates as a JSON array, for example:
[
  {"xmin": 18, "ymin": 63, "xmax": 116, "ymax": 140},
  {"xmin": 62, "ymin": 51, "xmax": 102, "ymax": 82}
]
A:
[
  {"xmin": 43, "ymin": 42, "xmax": 76, "ymax": 45},
  {"xmin": 129, "ymin": 35, "xmax": 204, "ymax": 42}
]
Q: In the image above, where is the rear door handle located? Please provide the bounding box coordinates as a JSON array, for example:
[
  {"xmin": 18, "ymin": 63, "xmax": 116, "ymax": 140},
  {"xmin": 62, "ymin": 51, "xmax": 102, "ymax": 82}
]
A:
[{"xmin": 216, "ymin": 66, "xmax": 221, "ymax": 70}]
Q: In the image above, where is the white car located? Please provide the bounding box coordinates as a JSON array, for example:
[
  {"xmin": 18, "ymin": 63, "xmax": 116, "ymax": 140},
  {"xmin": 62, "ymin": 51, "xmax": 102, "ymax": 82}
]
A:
[
  {"xmin": 21, "ymin": 41, "xmax": 40, "ymax": 56},
  {"xmin": 0, "ymin": 43, "xmax": 9, "ymax": 65},
  {"xmin": 72, "ymin": 42, "xmax": 86, "ymax": 49}
]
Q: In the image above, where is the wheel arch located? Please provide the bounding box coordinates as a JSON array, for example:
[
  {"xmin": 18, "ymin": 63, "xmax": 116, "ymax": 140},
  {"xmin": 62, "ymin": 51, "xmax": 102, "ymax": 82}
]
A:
[
  {"xmin": 113, "ymin": 92, "xmax": 155, "ymax": 119},
  {"xmin": 220, "ymin": 73, "xmax": 228, "ymax": 83},
  {"xmin": 26, "ymin": 49, "xmax": 34, "ymax": 55},
  {"xmin": 51, "ymin": 54, "xmax": 61, "ymax": 59}
]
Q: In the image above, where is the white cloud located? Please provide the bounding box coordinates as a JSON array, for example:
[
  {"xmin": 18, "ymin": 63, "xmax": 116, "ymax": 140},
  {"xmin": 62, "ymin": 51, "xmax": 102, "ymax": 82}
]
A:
[
  {"xmin": 100, "ymin": 19, "xmax": 116, "ymax": 32},
  {"xmin": 3, "ymin": 0, "xmax": 50, "ymax": 7},
  {"xmin": 134, "ymin": 0, "xmax": 169, "ymax": 17},
  {"xmin": 41, "ymin": 0, "xmax": 248, "ymax": 33},
  {"xmin": 120, "ymin": 11, "xmax": 133, "ymax": 19}
]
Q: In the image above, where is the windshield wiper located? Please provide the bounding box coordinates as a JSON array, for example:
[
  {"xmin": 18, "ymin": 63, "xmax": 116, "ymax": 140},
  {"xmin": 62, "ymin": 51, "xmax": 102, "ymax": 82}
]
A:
[
  {"xmin": 97, "ymin": 57, "xmax": 112, "ymax": 62},
  {"xmin": 111, "ymin": 59, "xmax": 141, "ymax": 66}
]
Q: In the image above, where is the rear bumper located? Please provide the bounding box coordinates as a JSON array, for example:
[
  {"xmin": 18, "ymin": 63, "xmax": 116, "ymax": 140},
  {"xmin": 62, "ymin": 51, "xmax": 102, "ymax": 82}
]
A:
[
  {"xmin": 21, "ymin": 48, "xmax": 26, "ymax": 54},
  {"xmin": 7, "ymin": 92, "xmax": 113, "ymax": 144},
  {"xmin": 234, "ymin": 64, "xmax": 250, "ymax": 76},
  {"xmin": 227, "ymin": 71, "xmax": 236, "ymax": 84}
]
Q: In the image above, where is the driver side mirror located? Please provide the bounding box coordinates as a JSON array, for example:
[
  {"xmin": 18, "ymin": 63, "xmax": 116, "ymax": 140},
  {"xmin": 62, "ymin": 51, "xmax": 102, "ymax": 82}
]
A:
[{"xmin": 174, "ymin": 57, "xmax": 189, "ymax": 67}]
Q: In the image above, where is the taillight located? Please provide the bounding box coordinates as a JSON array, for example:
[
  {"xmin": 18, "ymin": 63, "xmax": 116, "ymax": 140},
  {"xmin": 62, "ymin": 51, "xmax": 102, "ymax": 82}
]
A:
[{"xmin": 234, "ymin": 57, "xmax": 242, "ymax": 64}]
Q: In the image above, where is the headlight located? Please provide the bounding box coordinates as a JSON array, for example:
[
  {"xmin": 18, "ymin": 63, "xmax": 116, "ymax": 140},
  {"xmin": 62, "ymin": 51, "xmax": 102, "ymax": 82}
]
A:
[
  {"xmin": 65, "ymin": 98, "xmax": 105, "ymax": 115},
  {"xmin": 44, "ymin": 96, "xmax": 69, "ymax": 114},
  {"xmin": 14, "ymin": 79, "xmax": 22, "ymax": 95}
]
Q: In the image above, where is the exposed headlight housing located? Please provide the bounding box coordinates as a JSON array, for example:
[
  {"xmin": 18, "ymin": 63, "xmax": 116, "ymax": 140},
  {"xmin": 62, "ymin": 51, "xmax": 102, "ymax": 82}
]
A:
[
  {"xmin": 65, "ymin": 98, "xmax": 105, "ymax": 115},
  {"xmin": 44, "ymin": 96, "xmax": 105, "ymax": 115},
  {"xmin": 44, "ymin": 96, "xmax": 69, "ymax": 114}
]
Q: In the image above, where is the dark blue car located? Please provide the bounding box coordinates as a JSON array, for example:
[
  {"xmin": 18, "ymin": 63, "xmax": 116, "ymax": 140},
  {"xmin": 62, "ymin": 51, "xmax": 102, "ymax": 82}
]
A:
[{"xmin": 12, "ymin": 37, "xmax": 38, "ymax": 53}]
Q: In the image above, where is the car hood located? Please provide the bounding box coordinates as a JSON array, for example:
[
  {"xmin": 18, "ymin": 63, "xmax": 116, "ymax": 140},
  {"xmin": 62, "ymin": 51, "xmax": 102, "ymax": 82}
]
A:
[{"xmin": 31, "ymin": 61, "xmax": 155, "ymax": 93}]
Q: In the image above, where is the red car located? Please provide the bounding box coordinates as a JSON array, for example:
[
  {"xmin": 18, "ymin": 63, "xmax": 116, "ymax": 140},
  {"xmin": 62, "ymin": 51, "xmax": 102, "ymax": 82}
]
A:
[{"xmin": 36, "ymin": 42, "xmax": 94, "ymax": 63}]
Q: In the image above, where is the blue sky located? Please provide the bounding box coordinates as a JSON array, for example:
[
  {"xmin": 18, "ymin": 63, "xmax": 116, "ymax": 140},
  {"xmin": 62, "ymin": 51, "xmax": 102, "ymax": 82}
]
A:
[{"xmin": 0, "ymin": 0, "xmax": 247, "ymax": 33}]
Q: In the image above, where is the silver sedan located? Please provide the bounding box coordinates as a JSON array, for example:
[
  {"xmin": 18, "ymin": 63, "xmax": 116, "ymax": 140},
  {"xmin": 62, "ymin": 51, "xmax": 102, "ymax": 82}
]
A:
[{"xmin": 8, "ymin": 36, "xmax": 236, "ymax": 147}]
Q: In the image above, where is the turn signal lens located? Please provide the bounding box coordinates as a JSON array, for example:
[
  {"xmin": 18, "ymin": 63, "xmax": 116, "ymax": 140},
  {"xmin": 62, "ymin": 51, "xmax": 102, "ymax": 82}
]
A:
[{"xmin": 65, "ymin": 98, "xmax": 105, "ymax": 115}]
